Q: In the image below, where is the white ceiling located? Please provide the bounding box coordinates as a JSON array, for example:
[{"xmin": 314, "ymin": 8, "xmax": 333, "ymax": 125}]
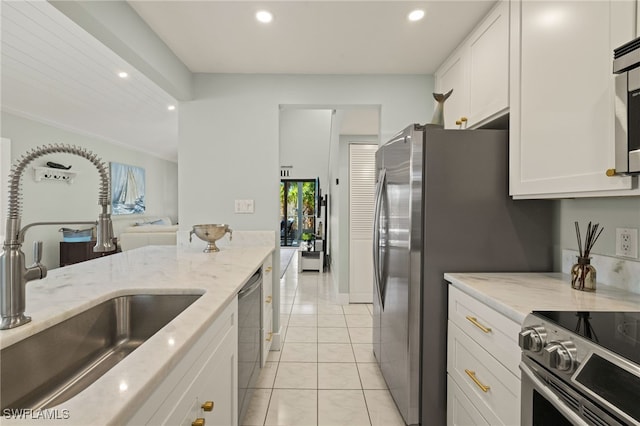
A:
[
  {"xmin": 1, "ymin": 1, "xmax": 179, "ymax": 161},
  {"xmin": 1, "ymin": 1, "xmax": 496, "ymax": 162},
  {"xmin": 129, "ymin": 1, "xmax": 496, "ymax": 74}
]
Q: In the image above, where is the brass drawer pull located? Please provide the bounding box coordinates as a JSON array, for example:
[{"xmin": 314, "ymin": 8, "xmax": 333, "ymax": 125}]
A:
[
  {"xmin": 192, "ymin": 418, "xmax": 205, "ymax": 426},
  {"xmin": 265, "ymin": 296, "xmax": 272, "ymax": 303},
  {"xmin": 466, "ymin": 316, "xmax": 492, "ymax": 333},
  {"xmin": 266, "ymin": 332, "xmax": 273, "ymax": 342},
  {"xmin": 201, "ymin": 401, "xmax": 214, "ymax": 412},
  {"xmin": 465, "ymin": 369, "xmax": 490, "ymax": 393},
  {"xmin": 265, "ymin": 266, "xmax": 272, "ymax": 272}
]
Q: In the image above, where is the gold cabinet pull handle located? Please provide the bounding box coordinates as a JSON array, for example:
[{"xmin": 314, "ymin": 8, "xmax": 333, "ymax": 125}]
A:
[
  {"xmin": 606, "ymin": 168, "xmax": 616, "ymax": 177},
  {"xmin": 465, "ymin": 316, "xmax": 491, "ymax": 333},
  {"xmin": 266, "ymin": 332, "xmax": 273, "ymax": 342},
  {"xmin": 460, "ymin": 116, "xmax": 468, "ymax": 122},
  {"xmin": 192, "ymin": 418, "xmax": 205, "ymax": 426},
  {"xmin": 201, "ymin": 401, "xmax": 214, "ymax": 412},
  {"xmin": 265, "ymin": 296, "xmax": 272, "ymax": 303},
  {"xmin": 265, "ymin": 266, "xmax": 272, "ymax": 272},
  {"xmin": 464, "ymin": 369, "xmax": 490, "ymax": 392},
  {"xmin": 455, "ymin": 120, "xmax": 462, "ymax": 125}
]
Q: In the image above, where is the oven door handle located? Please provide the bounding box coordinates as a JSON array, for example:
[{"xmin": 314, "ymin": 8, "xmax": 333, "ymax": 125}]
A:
[{"xmin": 520, "ymin": 362, "xmax": 589, "ymax": 426}]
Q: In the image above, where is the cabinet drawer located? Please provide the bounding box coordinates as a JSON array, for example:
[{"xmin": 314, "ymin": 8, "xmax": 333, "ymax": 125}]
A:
[
  {"xmin": 447, "ymin": 321, "xmax": 520, "ymax": 426},
  {"xmin": 447, "ymin": 374, "xmax": 490, "ymax": 426},
  {"xmin": 448, "ymin": 286, "xmax": 521, "ymax": 376}
]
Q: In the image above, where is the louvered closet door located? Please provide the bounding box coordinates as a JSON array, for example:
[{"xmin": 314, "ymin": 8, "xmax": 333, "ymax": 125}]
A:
[{"xmin": 349, "ymin": 144, "xmax": 378, "ymax": 303}]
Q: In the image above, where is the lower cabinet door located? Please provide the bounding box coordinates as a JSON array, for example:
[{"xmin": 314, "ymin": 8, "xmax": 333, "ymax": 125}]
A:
[
  {"xmin": 167, "ymin": 325, "xmax": 237, "ymax": 426},
  {"xmin": 447, "ymin": 375, "xmax": 490, "ymax": 426},
  {"xmin": 447, "ymin": 321, "xmax": 520, "ymax": 425}
]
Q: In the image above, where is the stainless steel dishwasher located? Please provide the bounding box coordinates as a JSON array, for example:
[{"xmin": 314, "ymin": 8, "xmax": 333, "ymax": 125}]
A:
[{"xmin": 237, "ymin": 269, "xmax": 262, "ymax": 425}]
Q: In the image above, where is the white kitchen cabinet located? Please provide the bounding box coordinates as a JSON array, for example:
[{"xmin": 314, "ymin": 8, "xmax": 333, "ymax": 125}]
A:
[
  {"xmin": 435, "ymin": 0, "xmax": 509, "ymax": 129},
  {"xmin": 509, "ymin": 0, "xmax": 639, "ymax": 198},
  {"xmin": 447, "ymin": 285, "xmax": 521, "ymax": 426},
  {"xmin": 447, "ymin": 375, "xmax": 490, "ymax": 426},
  {"xmin": 435, "ymin": 50, "xmax": 468, "ymax": 129},
  {"xmin": 262, "ymin": 255, "xmax": 273, "ymax": 365},
  {"xmin": 127, "ymin": 299, "xmax": 238, "ymax": 426}
]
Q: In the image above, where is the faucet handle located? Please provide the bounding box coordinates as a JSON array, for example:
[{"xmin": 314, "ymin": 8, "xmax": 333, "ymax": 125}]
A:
[{"xmin": 33, "ymin": 240, "xmax": 43, "ymax": 264}]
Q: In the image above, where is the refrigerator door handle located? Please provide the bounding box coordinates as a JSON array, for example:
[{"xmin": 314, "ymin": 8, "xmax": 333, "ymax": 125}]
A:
[{"xmin": 373, "ymin": 167, "xmax": 386, "ymax": 307}]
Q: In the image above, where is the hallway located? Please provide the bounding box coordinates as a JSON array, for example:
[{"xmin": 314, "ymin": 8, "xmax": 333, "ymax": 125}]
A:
[{"xmin": 242, "ymin": 254, "xmax": 405, "ymax": 426}]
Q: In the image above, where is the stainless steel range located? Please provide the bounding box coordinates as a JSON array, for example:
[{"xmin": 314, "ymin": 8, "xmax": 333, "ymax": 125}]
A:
[{"xmin": 519, "ymin": 311, "xmax": 640, "ymax": 426}]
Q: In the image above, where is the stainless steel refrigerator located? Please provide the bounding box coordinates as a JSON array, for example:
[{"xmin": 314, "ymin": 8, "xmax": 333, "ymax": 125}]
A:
[{"xmin": 372, "ymin": 124, "xmax": 553, "ymax": 426}]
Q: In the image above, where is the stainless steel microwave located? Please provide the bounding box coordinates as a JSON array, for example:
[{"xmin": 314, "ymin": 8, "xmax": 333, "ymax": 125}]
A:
[{"xmin": 614, "ymin": 36, "xmax": 640, "ymax": 175}]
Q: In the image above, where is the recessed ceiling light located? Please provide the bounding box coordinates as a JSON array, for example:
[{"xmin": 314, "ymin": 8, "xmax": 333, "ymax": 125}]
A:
[
  {"xmin": 118, "ymin": 71, "xmax": 128, "ymax": 79},
  {"xmin": 408, "ymin": 9, "xmax": 425, "ymax": 22},
  {"xmin": 256, "ymin": 10, "xmax": 273, "ymax": 23},
  {"xmin": 167, "ymin": 105, "xmax": 176, "ymax": 111}
]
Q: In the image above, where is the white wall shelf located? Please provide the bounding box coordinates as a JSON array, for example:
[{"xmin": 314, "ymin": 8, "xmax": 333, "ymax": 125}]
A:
[{"xmin": 33, "ymin": 166, "xmax": 77, "ymax": 184}]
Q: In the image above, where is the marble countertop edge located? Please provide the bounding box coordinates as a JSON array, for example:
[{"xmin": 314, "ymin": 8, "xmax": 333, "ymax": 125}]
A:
[
  {"xmin": 444, "ymin": 272, "xmax": 640, "ymax": 326},
  {"xmin": 0, "ymin": 244, "xmax": 274, "ymax": 425}
]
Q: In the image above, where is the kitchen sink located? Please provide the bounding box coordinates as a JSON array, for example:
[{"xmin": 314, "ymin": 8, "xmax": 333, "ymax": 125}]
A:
[{"xmin": 0, "ymin": 293, "xmax": 201, "ymax": 410}]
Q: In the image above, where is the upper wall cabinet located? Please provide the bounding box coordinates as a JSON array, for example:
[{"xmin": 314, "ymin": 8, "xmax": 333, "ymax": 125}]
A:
[
  {"xmin": 435, "ymin": 1, "xmax": 509, "ymax": 129},
  {"xmin": 509, "ymin": 0, "xmax": 639, "ymax": 198}
]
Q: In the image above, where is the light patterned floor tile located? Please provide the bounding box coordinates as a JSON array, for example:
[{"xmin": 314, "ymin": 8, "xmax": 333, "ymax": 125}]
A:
[
  {"xmin": 352, "ymin": 344, "xmax": 376, "ymax": 363},
  {"xmin": 345, "ymin": 315, "xmax": 373, "ymax": 328},
  {"xmin": 284, "ymin": 326, "xmax": 317, "ymax": 343},
  {"xmin": 248, "ymin": 260, "xmax": 403, "ymax": 426},
  {"xmin": 357, "ymin": 363, "xmax": 388, "ymax": 389},
  {"xmin": 267, "ymin": 349, "xmax": 282, "ymax": 362},
  {"xmin": 254, "ymin": 362, "xmax": 278, "ymax": 388},
  {"xmin": 265, "ymin": 389, "xmax": 317, "ymax": 426},
  {"xmin": 318, "ymin": 363, "xmax": 362, "ymax": 389},
  {"xmin": 317, "ymin": 304, "xmax": 345, "ymax": 315},
  {"xmin": 274, "ymin": 362, "xmax": 318, "ymax": 389},
  {"xmin": 280, "ymin": 342, "xmax": 317, "ymax": 362},
  {"xmin": 317, "ymin": 314, "xmax": 347, "ymax": 328},
  {"xmin": 241, "ymin": 388, "xmax": 272, "ymax": 426},
  {"xmin": 318, "ymin": 327, "xmax": 351, "ymax": 343},
  {"xmin": 318, "ymin": 390, "xmax": 370, "ymax": 426},
  {"xmin": 291, "ymin": 304, "xmax": 318, "ymax": 315},
  {"xmin": 342, "ymin": 304, "xmax": 371, "ymax": 315},
  {"xmin": 364, "ymin": 390, "xmax": 406, "ymax": 426},
  {"xmin": 348, "ymin": 327, "xmax": 373, "ymax": 344},
  {"xmin": 318, "ymin": 343, "xmax": 356, "ymax": 363},
  {"xmin": 288, "ymin": 314, "xmax": 317, "ymax": 327}
]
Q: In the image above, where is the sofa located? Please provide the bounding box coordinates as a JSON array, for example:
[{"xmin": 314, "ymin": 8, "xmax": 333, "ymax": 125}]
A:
[{"xmin": 114, "ymin": 216, "xmax": 178, "ymax": 252}]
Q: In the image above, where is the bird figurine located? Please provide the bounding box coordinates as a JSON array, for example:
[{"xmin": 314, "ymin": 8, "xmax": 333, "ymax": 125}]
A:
[
  {"xmin": 46, "ymin": 161, "xmax": 72, "ymax": 170},
  {"xmin": 429, "ymin": 89, "xmax": 453, "ymax": 127}
]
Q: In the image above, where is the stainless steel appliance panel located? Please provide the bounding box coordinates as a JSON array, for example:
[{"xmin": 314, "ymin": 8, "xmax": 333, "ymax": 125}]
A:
[
  {"xmin": 373, "ymin": 124, "xmax": 554, "ymax": 426},
  {"xmin": 374, "ymin": 127, "xmax": 421, "ymax": 426},
  {"xmin": 237, "ymin": 270, "xmax": 262, "ymax": 425}
]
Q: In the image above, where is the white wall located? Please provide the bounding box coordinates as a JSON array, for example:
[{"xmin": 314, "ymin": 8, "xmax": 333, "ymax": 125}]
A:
[
  {"xmin": 1, "ymin": 112, "xmax": 178, "ymax": 270},
  {"xmin": 279, "ymin": 109, "xmax": 332, "ymax": 184},
  {"xmin": 180, "ymin": 74, "xmax": 432, "ymax": 234},
  {"xmin": 554, "ymin": 197, "xmax": 640, "ymax": 270},
  {"xmin": 179, "ymin": 73, "xmax": 433, "ymax": 334}
]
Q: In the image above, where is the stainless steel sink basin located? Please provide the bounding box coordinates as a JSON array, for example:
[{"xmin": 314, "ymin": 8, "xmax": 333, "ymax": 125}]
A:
[{"xmin": 1, "ymin": 293, "xmax": 201, "ymax": 410}]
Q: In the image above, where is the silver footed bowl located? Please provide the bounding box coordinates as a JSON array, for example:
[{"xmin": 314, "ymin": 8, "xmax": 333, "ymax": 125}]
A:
[{"xmin": 189, "ymin": 224, "xmax": 233, "ymax": 253}]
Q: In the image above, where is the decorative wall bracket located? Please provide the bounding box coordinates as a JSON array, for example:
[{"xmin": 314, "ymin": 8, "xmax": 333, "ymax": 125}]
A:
[{"xmin": 33, "ymin": 166, "xmax": 77, "ymax": 184}]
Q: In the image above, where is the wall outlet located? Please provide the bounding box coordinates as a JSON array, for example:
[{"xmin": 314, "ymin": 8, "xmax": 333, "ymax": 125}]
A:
[
  {"xmin": 615, "ymin": 228, "xmax": 638, "ymax": 259},
  {"xmin": 234, "ymin": 199, "xmax": 254, "ymax": 214}
]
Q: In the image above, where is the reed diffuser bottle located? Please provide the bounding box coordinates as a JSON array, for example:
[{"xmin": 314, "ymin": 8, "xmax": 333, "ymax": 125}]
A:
[{"xmin": 571, "ymin": 221, "xmax": 603, "ymax": 292}]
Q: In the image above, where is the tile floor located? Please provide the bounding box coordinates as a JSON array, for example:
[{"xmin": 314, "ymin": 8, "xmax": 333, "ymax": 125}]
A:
[{"xmin": 242, "ymin": 255, "xmax": 405, "ymax": 426}]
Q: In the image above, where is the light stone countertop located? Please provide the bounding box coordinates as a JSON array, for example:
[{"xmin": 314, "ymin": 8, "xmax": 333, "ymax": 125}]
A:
[
  {"xmin": 445, "ymin": 272, "xmax": 640, "ymax": 325},
  {"xmin": 0, "ymin": 244, "xmax": 273, "ymax": 425}
]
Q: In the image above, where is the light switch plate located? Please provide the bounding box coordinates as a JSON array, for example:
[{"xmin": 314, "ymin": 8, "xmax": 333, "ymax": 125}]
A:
[{"xmin": 234, "ymin": 199, "xmax": 254, "ymax": 214}]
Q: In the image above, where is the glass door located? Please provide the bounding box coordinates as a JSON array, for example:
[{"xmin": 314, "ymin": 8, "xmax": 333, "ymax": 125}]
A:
[{"xmin": 280, "ymin": 180, "xmax": 316, "ymax": 247}]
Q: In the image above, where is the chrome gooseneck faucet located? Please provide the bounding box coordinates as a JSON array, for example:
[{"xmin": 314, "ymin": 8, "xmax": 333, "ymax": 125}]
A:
[{"xmin": 0, "ymin": 144, "xmax": 115, "ymax": 330}]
